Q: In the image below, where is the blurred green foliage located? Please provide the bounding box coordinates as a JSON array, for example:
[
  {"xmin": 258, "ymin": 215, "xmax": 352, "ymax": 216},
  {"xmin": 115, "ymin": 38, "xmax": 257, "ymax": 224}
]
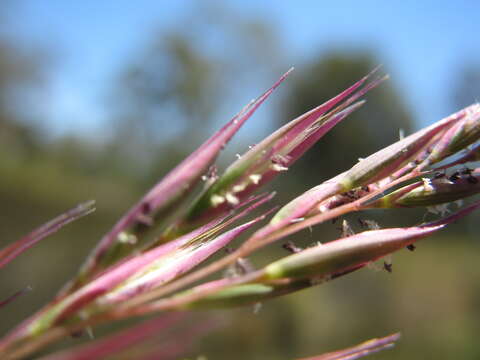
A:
[{"xmin": 1, "ymin": 3, "xmax": 479, "ymax": 359}]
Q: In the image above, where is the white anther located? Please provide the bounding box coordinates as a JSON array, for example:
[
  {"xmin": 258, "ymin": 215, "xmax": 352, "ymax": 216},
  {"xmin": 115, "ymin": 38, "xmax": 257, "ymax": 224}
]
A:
[
  {"xmin": 271, "ymin": 163, "xmax": 288, "ymax": 172},
  {"xmin": 225, "ymin": 193, "xmax": 240, "ymax": 205},
  {"xmin": 249, "ymin": 174, "xmax": 262, "ymax": 184},
  {"xmin": 211, "ymin": 194, "xmax": 226, "ymax": 207},
  {"xmin": 232, "ymin": 183, "xmax": 247, "ymax": 193}
]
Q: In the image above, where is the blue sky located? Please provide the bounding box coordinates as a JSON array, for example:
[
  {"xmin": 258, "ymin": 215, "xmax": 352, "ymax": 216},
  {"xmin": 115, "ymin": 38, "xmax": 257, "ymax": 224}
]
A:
[{"xmin": 7, "ymin": 0, "xmax": 480, "ymax": 137}]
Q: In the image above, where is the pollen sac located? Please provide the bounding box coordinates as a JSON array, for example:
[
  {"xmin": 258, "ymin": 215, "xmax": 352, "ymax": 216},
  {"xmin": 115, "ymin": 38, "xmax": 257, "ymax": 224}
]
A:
[
  {"xmin": 210, "ymin": 194, "xmax": 226, "ymax": 207},
  {"xmin": 339, "ymin": 219, "xmax": 355, "ymax": 238},
  {"xmin": 270, "ymin": 163, "xmax": 289, "ymax": 172},
  {"xmin": 270, "ymin": 154, "xmax": 290, "ymax": 172},
  {"xmin": 117, "ymin": 232, "xmax": 137, "ymax": 245},
  {"xmin": 225, "ymin": 193, "xmax": 240, "ymax": 205},
  {"xmin": 249, "ymin": 174, "xmax": 262, "ymax": 185},
  {"xmin": 232, "ymin": 183, "xmax": 248, "ymax": 193}
]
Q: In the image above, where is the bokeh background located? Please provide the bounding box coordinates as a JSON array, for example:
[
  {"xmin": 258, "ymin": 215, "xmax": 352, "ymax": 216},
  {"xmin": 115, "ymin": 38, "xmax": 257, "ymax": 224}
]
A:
[{"xmin": 2, "ymin": 1, "xmax": 480, "ymax": 359}]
